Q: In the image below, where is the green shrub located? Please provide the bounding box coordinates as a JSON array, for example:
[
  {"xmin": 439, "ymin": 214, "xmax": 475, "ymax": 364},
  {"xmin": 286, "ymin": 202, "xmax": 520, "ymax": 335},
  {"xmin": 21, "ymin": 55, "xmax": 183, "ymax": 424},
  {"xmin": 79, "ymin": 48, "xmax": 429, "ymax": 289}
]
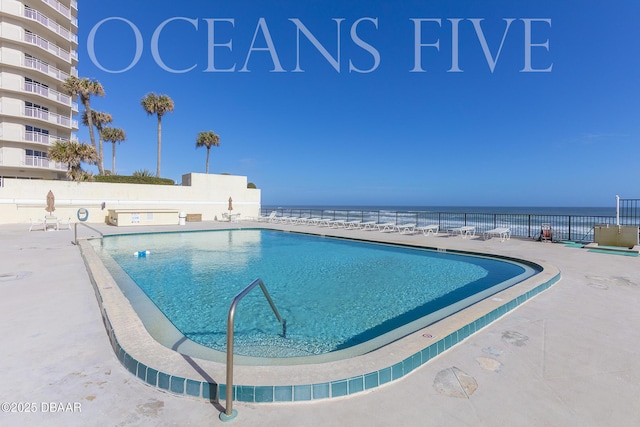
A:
[
  {"xmin": 132, "ymin": 169, "xmax": 154, "ymax": 177},
  {"xmin": 247, "ymin": 182, "xmax": 257, "ymax": 189},
  {"xmin": 94, "ymin": 175, "xmax": 175, "ymax": 185}
]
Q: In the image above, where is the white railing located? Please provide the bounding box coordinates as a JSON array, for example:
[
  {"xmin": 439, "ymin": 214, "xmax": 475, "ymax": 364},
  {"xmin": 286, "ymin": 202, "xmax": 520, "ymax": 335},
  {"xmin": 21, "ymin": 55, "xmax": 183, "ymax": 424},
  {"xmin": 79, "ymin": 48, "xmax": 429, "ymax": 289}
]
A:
[
  {"xmin": 24, "ymin": 81, "xmax": 49, "ymax": 97},
  {"xmin": 24, "ymin": 155, "xmax": 67, "ymax": 171},
  {"xmin": 24, "ymin": 81, "xmax": 72, "ymax": 105},
  {"xmin": 24, "ymin": 155, "xmax": 49, "ymax": 167},
  {"xmin": 25, "ymin": 130, "xmax": 50, "ymax": 144},
  {"xmin": 25, "ymin": 106, "xmax": 49, "ymax": 121},
  {"xmin": 24, "ymin": 107, "xmax": 77, "ymax": 128},
  {"xmin": 24, "ymin": 31, "xmax": 71, "ymax": 62},
  {"xmin": 25, "ymin": 56, "xmax": 73, "ymax": 81},
  {"xmin": 41, "ymin": 0, "xmax": 70, "ymax": 19},
  {"xmin": 25, "ymin": 56, "xmax": 49, "ymax": 73},
  {"xmin": 24, "ymin": 132, "xmax": 77, "ymax": 145},
  {"xmin": 24, "ymin": 6, "xmax": 77, "ymax": 43}
]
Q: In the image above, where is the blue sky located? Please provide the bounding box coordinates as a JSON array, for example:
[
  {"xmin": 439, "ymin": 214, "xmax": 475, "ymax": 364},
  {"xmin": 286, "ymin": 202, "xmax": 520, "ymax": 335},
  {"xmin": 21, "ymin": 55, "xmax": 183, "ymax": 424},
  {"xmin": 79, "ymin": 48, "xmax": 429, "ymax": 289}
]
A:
[{"xmin": 75, "ymin": 1, "xmax": 640, "ymax": 207}]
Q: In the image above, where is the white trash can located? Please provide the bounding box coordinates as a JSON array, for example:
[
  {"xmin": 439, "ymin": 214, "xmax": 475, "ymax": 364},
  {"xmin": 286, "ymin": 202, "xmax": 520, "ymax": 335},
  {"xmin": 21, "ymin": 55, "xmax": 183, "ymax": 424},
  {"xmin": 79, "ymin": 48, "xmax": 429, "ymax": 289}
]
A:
[{"xmin": 178, "ymin": 212, "xmax": 186, "ymax": 225}]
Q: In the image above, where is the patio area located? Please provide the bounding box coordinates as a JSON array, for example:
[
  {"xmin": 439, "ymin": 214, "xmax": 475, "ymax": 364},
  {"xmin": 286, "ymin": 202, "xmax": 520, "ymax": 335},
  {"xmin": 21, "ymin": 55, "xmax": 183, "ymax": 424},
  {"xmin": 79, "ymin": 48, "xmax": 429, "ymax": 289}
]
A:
[{"xmin": 1, "ymin": 221, "xmax": 639, "ymax": 426}]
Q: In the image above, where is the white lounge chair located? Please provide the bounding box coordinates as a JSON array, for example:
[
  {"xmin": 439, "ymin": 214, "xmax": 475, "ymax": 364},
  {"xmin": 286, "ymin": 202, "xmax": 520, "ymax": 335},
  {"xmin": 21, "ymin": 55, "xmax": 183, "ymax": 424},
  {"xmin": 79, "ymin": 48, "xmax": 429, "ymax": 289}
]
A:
[
  {"xmin": 394, "ymin": 223, "xmax": 417, "ymax": 234},
  {"xmin": 29, "ymin": 218, "xmax": 45, "ymax": 232},
  {"xmin": 316, "ymin": 218, "xmax": 333, "ymax": 227},
  {"xmin": 483, "ymin": 227, "xmax": 510, "ymax": 242},
  {"xmin": 257, "ymin": 211, "xmax": 276, "ymax": 222},
  {"xmin": 58, "ymin": 217, "xmax": 72, "ymax": 230},
  {"xmin": 416, "ymin": 224, "xmax": 439, "ymax": 236},
  {"xmin": 274, "ymin": 216, "xmax": 294, "ymax": 224},
  {"xmin": 360, "ymin": 221, "xmax": 378, "ymax": 230},
  {"xmin": 448, "ymin": 226, "xmax": 475, "ymax": 238},
  {"xmin": 291, "ymin": 216, "xmax": 310, "ymax": 225},
  {"xmin": 329, "ymin": 219, "xmax": 346, "ymax": 228},
  {"xmin": 378, "ymin": 223, "xmax": 396, "ymax": 232},
  {"xmin": 282, "ymin": 216, "xmax": 301, "ymax": 224},
  {"xmin": 44, "ymin": 216, "xmax": 58, "ymax": 231},
  {"xmin": 345, "ymin": 220, "xmax": 362, "ymax": 229},
  {"xmin": 306, "ymin": 217, "xmax": 324, "ymax": 225}
]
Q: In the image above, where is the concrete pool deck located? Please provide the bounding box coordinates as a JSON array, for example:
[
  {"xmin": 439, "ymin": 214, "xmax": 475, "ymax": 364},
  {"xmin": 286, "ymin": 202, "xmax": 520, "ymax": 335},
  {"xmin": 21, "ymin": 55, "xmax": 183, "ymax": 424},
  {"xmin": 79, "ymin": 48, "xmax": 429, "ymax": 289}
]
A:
[{"xmin": 1, "ymin": 221, "xmax": 639, "ymax": 426}]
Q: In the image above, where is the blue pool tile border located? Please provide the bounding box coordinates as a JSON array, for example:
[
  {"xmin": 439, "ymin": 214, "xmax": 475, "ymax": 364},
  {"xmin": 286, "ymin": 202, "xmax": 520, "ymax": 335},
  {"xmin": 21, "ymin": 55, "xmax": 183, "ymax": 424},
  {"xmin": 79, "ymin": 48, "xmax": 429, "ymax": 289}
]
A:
[{"xmin": 83, "ymin": 242, "xmax": 560, "ymax": 404}]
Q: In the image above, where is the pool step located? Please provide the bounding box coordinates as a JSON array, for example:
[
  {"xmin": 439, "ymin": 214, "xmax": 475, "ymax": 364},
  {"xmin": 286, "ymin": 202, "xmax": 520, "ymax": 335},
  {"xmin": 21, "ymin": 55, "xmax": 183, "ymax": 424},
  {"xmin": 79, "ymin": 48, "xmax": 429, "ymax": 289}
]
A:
[{"xmin": 584, "ymin": 243, "xmax": 640, "ymax": 257}]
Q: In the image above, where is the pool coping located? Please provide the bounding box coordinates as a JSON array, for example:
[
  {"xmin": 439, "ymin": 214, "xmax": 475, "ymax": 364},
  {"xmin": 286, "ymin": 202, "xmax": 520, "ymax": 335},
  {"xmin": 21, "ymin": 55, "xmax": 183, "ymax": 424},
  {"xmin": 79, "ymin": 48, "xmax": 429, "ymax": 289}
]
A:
[{"xmin": 78, "ymin": 226, "xmax": 561, "ymax": 404}]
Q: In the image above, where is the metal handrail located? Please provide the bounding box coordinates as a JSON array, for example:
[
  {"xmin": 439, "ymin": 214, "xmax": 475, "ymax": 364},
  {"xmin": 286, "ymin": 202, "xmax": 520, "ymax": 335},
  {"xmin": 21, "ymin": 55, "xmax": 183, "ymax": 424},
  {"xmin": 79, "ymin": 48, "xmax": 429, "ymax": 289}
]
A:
[
  {"xmin": 72, "ymin": 221, "xmax": 104, "ymax": 245},
  {"xmin": 221, "ymin": 278, "xmax": 283, "ymax": 422}
]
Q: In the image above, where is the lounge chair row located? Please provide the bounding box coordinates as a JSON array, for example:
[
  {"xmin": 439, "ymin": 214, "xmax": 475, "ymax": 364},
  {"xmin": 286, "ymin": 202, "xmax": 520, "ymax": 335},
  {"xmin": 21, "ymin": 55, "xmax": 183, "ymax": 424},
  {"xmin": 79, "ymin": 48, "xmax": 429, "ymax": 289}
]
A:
[
  {"xmin": 255, "ymin": 212, "xmax": 511, "ymax": 241},
  {"xmin": 256, "ymin": 212, "xmax": 441, "ymax": 235}
]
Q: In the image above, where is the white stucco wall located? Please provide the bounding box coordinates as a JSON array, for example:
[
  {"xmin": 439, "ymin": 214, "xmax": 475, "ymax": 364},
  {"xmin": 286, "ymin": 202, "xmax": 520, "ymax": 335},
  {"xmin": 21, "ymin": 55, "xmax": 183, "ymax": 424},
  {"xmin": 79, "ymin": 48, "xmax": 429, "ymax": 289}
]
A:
[{"xmin": 0, "ymin": 173, "xmax": 261, "ymax": 224}]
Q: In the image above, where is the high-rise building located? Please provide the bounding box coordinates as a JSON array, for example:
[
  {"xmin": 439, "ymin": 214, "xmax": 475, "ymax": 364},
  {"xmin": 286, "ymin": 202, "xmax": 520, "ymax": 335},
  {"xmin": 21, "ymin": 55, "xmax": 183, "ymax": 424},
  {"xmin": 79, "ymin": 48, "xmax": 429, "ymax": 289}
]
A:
[{"xmin": 0, "ymin": 0, "xmax": 78, "ymax": 181}]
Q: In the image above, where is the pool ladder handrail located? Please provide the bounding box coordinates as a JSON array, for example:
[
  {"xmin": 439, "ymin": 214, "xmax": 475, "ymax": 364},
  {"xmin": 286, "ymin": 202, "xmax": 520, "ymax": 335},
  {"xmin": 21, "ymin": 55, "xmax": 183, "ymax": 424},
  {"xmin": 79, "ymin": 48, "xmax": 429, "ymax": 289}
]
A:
[
  {"xmin": 72, "ymin": 222, "xmax": 104, "ymax": 245},
  {"xmin": 221, "ymin": 278, "xmax": 283, "ymax": 422}
]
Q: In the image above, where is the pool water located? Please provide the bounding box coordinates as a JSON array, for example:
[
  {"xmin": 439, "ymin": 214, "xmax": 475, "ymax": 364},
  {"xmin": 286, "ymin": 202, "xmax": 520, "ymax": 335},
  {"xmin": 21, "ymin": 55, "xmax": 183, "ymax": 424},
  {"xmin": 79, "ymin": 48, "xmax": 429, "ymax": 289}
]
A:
[{"xmin": 95, "ymin": 229, "xmax": 537, "ymax": 360}]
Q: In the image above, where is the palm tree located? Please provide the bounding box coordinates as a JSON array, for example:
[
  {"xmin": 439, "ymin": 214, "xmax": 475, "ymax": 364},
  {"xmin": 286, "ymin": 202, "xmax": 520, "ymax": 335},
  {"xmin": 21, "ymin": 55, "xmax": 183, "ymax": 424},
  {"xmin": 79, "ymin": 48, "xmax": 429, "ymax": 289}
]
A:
[
  {"xmin": 82, "ymin": 110, "xmax": 112, "ymax": 174},
  {"xmin": 141, "ymin": 93, "xmax": 174, "ymax": 177},
  {"xmin": 195, "ymin": 131, "xmax": 220, "ymax": 173},
  {"xmin": 47, "ymin": 140, "xmax": 98, "ymax": 181},
  {"xmin": 101, "ymin": 127, "xmax": 127, "ymax": 175},
  {"xmin": 62, "ymin": 76, "xmax": 105, "ymax": 153}
]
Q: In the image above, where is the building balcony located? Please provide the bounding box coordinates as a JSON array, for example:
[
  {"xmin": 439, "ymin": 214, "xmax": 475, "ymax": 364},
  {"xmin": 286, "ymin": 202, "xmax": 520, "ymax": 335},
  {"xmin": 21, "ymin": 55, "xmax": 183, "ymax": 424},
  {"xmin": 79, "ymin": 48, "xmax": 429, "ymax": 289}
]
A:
[
  {"xmin": 24, "ymin": 6, "xmax": 78, "ymax": 44},
  {"xmin": 24, "ymin": 31, "xmax": 75, "ymax": 63},
  {"xmin": 24, "ymin": 131, "xmax": 78, "ymax": 146},
  {"xmin": 24, "ymin": 154, "xmax": 67, "ymax": 171},
  {"xmin": 24, "ymin": 106, "xmax": 78, "ymax": 129},
  {"xmin": 23, "ymin": 81, "xmax": 76, "ymax": 111},
  {"xmin": 41, "ymin": 0, "xmax": 76, "ymax": 23},
  {"xmin": 23, "ymin": 56, "xmax": 77, "ymax": 83},
  {"xmin": 0, "ymin": 152, "xmax": 67, "ymax": 172}
]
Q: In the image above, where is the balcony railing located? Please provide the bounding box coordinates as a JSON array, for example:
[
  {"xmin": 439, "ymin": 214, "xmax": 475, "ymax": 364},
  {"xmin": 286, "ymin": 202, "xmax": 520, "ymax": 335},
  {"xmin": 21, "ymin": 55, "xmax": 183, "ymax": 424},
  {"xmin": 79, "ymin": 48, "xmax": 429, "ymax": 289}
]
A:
[
  {"xmin": 24, "ymin": 31, "xmax": 71, "ymax": 62},
  {"xmin": 25, "ymin": 130, "xmax": 50, "ymax": 144},
  {"xmin": 24, "ymin": 155, "xmax": 67, "ymax": 170},
  {"xmin": 24, "ymin": 131, "xmax": 77, "ymax": 145},
  {"xmin": 24, "ymin": 106, "xmax": 78, "ymax": 128},
  {"xmin": 24, "ymin": 6, "xmax": 77, "ymax": 43},
  {"xmin": 24, "ymin": 56, "xmax": 71, "ymax": 82},
  {"xmin": 24, "ymin": 81, "xmax": 72, "ymax": 105},
  {"xmin": 41, "ymin": 0, "xmax": 71, "ymax": 19}
]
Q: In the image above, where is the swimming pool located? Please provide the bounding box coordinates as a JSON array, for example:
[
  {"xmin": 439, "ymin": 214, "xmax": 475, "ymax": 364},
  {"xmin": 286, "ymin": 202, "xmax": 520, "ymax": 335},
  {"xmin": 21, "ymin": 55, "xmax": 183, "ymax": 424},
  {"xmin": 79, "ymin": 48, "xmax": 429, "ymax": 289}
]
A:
[{"xmin": 93, "ymin": 229, "xmax": 539, "ymax": 364}]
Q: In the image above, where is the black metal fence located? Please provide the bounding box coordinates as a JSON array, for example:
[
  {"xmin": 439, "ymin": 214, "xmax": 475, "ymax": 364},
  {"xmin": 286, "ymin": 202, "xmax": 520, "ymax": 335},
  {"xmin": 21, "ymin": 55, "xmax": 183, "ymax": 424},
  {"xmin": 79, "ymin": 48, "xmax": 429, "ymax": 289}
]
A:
[
  {"xmin": 260, "ymin": 203, "xmax": 640, "ymax": 243},
  {"xmin": 619, "ymin": 198, "xmax": 640, "ymax": 226}
]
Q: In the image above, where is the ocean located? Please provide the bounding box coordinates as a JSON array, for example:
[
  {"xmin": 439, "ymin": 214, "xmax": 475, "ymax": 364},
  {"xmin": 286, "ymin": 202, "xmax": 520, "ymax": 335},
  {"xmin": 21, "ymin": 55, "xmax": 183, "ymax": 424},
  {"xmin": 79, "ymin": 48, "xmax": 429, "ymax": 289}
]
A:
[{"xmin": 264, "ymin": 206, "xmax": 616, "ymax": 217}]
